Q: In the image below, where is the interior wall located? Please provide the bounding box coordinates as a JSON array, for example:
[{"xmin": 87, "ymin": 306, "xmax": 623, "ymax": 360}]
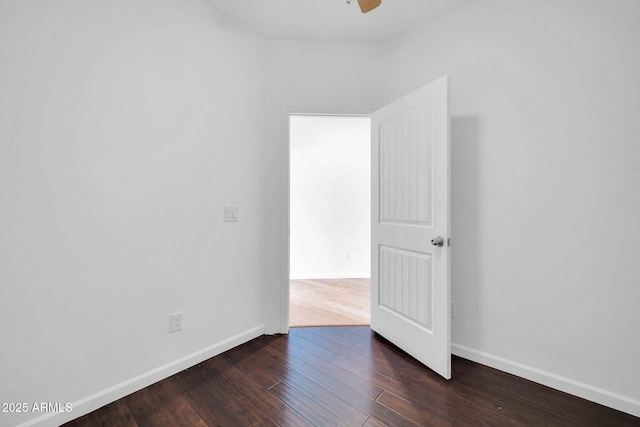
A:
[
  {"xmin": 380, "ymin": 0, "xmax": 640, "ymax": 414},
  {"xmin": 262, "ymin": 40, "xmax": 386, "ymax": 332},
  {"xmin": 0, "ymin": 1, "xmax": 270, "ymax": 425},
  {"xmin": 289, "ymin": 115, "xmax": 371, "ymax": 280}
]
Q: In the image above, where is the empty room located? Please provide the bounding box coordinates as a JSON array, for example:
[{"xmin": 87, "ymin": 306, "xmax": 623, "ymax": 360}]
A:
[{"xmin": 1, "ymin": 0, "xmax": 639, "ymax": 426}]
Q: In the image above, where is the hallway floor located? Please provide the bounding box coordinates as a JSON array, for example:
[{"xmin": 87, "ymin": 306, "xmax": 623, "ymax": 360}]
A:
[{"xmin": 289, "ymin": 278, "xmax": 370, "ymax": 327}]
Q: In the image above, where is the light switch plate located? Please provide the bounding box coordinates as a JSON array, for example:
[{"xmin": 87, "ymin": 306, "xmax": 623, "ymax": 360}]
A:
[{"xmin": 224, "ymin": 206, "xmax": 239, "ymax": 222}]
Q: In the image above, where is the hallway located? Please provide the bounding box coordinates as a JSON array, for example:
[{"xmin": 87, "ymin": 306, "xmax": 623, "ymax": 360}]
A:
[{"xmin": 289, "ymin": 278, "xmax": 370, "ymax": 327}]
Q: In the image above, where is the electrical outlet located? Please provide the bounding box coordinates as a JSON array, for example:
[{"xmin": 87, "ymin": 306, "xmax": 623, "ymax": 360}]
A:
[
  {"xmin": 451, "ymin": 302, "xmax": 456, "ymax": 319},
  {"xmin": 170, "ymin": 312, "xmax": 183, "ymax": 333}
]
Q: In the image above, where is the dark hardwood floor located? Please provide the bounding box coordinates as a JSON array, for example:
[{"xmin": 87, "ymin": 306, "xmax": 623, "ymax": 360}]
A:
[{"xmin": 64, "ymin": 327, "xmax": 640, "ymax": 427}]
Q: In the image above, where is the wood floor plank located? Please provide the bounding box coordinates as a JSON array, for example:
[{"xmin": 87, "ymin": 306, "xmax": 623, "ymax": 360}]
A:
[
  {"xmin": 299, "ymin": 356, "xmax": 384, "ymax": 400},
  {"xmin": 302, "ymin": 330, "xmax": 404, "ymax": 380},
  {"xmin": 62, "ymin": 412, "xmax": 101, "ymax": 427},
  {"xmin": 219, "ymin": 397, "xmax": 280, "ymax": 427},
  {"xmin": 64, "ymin": 399, "xmax": 137, "ymax": 427},
  {"xmin": 293, "ymin": 362, "xmax": 421, "ymax": 427},
  {"xmin": 124, "ymin": 380, "xmax": 207, "ymax": 427},
  {"xmin": 344, "ymin": 325, "xmax": 375, "ymax": 338},
  {"xmin": 332, "ymin": 354, "xmax": 412, "ymax": 397},
  {"xmin": 212, "ymin": 357, "xmax": 312, "ymax": 427},
  {"xmin": 450, "ymin": 355, "xmax": 510, "ymax": 391},
  {"xmin": 362, "ymin": 416, "xmax": 387, "ymax": 427},
  {"xmin": 301, "ymin": 325, "xmax": 363, "ymax": 349},
  {"xmin": 281, "ymin": 369, "xmax": 370, "ymax": 427},
  {"xmin": 326, "ymin": 324, "xmax": 375, "ymax": 343},
  {"xmin": 232, "ymin": 351, "xmax": 292, "ymax": 387},
  {"xmin": 396, "ymin": 367, "xmax": 543, "ymax": 427},
  {"xmin": 446, "ymin": 371, "xmax": 564, "ymax": 426},
  {"xmin": 170, "ymin": 360, "xmax": 260, "ymax": 427},
  {"xmin": 401, "ymin": 356, "xmax": 633, "ymax": 427},
  {"xmin": 231, "ymin": 342, "xmax": 304, "ymax": 381},
  {"xmin": 245, "ymin": 367, "xmax": 283, "ymax": 390},
  {"xmin": 268, "ymin": 381, "xmax": 345, "ymax": 427},
  {"xmin": 334, "ymin": 353, "xmax": 535, "ymax": 427},
  {"xmin": 221, "ymin": 334, "xmax": 281, "ymax": 365},
  {"xmin": 290, "ymin": 278, "xmax": 370, "ymax": 327},
  {"xmin": 350, "ymin": 336, "xmax": 428, "ymax": 374},
  {"xmin": 375, "ymin": 391, "xmax": 455, "ymax": 427},
  {"xmin": 499, "ymin": 373, "xmax": 640, "ymax": 427},
  {"xmin": 172, "ymin": 361, "xmax": 242, "ymax": 407},
  {"xmin": 284, "ymin": 332, "xmax": 341, "ymax": 362}
]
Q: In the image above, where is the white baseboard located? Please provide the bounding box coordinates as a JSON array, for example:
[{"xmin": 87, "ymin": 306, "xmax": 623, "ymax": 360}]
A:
[
  {"xmin": 21, "ymin": 325, "xmax": 265, "ymax": 427},
  {"xmin": 290, "ymin": 273, "xmax": 371, "ymax": 280},
  {"xmin": 452, "ymin": 343, "xmax": 640, "ymax": 418}
]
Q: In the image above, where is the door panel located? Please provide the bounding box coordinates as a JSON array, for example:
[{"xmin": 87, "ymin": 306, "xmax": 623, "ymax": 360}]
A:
[
  {"xmin": 371, "ymin": 75, "xmax": 450, "ymax": 379},
  {"xmin": 378, "ymin": 246, "xmax": 432, "ymax": 330},
  {"xmin": 379, "ymin": 105, "xmax": 432, "ymax": 225}
]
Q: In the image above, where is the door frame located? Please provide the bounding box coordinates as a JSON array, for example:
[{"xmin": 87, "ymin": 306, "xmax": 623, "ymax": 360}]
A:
[{"xmin": 279, "ymin": 107, "xmax": 372, "ymax": 334}]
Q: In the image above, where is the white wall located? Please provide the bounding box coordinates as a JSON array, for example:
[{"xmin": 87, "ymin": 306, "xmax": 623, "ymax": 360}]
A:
[
  {"xmin": 0, "ymin": 1, "xmax": 270, "ymax": 426},
  {"xmin": 380, "ymin": 0, "xmax": 640, "ymax": 415},
  {"xmin": 290, "ymin": 115, "xmax": 370, "ymax": 279},
  {"xmin": 262, "ymin": 40, "xmax": 385, "ymax": 332}
]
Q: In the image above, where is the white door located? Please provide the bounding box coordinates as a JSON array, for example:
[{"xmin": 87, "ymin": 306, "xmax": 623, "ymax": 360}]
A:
[{"xmin": 370, "ymin": 76, "xmax": 450, "ymax": 379}]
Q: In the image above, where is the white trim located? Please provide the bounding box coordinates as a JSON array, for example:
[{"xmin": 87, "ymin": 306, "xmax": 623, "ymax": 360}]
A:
[
  {"xmin": 452, "ymin": 343, "xmax": 640, "ymax": 418},
  {"xmin": 290, "ymin": 273, "xmax": 371, "ymax": 280},
  {"xmin": 20, "ymin": 325, "xmax": 265, "ymax": 427},
  {"xmin": 280, "ymin": 108, "xmax": 291, "ymax": 335}
]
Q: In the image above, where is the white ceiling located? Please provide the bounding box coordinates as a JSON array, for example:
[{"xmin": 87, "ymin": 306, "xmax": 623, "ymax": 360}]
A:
[{"xmin": 204, "ymin": 0, "xmax": 476, "ymax": 42}]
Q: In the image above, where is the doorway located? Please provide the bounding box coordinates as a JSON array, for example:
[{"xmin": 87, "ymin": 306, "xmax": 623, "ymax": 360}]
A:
[{"xmin": 288, "ymin": 114, "xmax": 371, "ymax": 327}]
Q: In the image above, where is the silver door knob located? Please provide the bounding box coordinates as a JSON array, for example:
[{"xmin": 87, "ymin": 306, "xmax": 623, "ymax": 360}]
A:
[{"xmin": 431, "ymin": 236, "xmax": 444, "ymax": 247}]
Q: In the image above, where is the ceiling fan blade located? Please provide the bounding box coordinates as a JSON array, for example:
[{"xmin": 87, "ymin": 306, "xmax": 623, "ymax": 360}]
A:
[{"xmin": 357, "ymin": 0, "xmax": 381, "ymax": 13}]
